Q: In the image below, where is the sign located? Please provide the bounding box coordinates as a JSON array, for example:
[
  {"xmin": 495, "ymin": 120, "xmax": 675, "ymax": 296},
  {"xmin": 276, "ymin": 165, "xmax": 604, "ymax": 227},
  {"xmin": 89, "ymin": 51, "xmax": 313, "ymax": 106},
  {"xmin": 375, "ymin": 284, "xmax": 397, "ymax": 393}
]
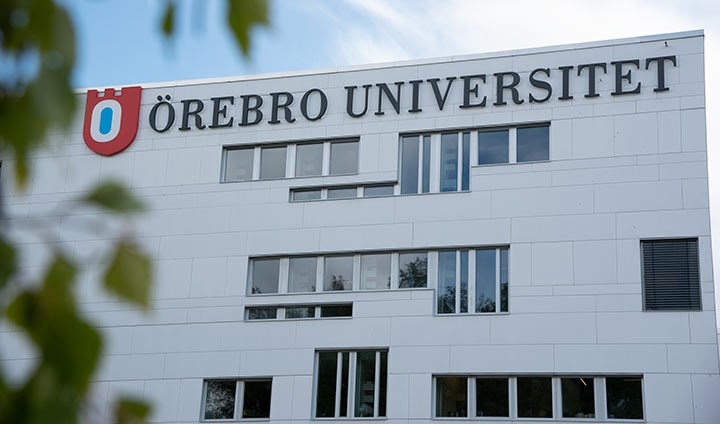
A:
[{"xmin": 83, "ymin": 86, "xmax": 142, "ymax": 156}]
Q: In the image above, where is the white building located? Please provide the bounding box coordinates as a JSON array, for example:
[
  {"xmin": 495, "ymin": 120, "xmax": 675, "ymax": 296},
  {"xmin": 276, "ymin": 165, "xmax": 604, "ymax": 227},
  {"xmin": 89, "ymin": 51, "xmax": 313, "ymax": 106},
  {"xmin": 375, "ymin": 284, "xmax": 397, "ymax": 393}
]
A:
[{"xmin": 1, "ymin": 30, "xmax": 719, "ymax": 423}]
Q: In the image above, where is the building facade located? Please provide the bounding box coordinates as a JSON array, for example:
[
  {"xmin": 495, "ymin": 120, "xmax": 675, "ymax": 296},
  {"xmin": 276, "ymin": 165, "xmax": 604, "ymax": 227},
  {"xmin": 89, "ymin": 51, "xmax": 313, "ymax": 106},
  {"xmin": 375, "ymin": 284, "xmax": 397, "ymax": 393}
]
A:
[{"xmin": 1, "ymin": 30, "xmax": 719, "ymax": 423}]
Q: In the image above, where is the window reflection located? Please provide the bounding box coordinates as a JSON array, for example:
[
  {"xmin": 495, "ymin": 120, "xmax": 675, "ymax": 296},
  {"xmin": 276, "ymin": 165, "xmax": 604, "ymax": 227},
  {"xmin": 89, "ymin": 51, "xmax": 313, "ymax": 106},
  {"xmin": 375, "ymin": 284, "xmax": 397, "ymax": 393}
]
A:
[
  {"xmin": 399, "ymin": 252, "xmax": 428, "ymax": 288},
  {"xmin": 517, "ymin": 125, "xmax": 549, "ymax": 162}
]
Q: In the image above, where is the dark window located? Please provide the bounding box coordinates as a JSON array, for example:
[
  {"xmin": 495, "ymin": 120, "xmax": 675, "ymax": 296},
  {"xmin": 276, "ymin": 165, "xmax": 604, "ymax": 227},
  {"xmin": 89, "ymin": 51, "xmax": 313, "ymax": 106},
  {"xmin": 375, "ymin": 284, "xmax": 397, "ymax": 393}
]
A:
[
  {"xmin": 315, "ymin": 351, "xmax": 386, "ymax": 418},
  {"xmin": 400, "ymin": 136, "xmax": 420, "ymax": 194},
  {"xmin": 440, "ymin": 133, "xmax": 459, "ymax": 192},
  {"xmin": 320, "ymin": 304, "xmax": 353, "ymax": 318},
  {"xmin": 562, "ymin": 377, "xmax": 595, "ymax": 418},
  {"xmin": 242, "ymin": 380, "xmax": 272, "ymax": 418},
  {"xmin": 475, "ymin": 378, "xmax": 509, "ymax": 417},
  {"xmin": 606, "ymin": 377, "xmax": 644, "ymax": 420},
  {"xmin": 203, "ymin": 380, "xmax": 236, "ymax": 420},
  {"xmin": 436, "ymin": 376, "xmax": 467, "ymax": 417},
  {"xmin": 517, "ymin": 377, "xmax": 553, "ymax": 418},
  {"xmin": 250, "ymin": 258, "xmax": 280, "ymax": 294},
  {"xmin": 398, "ymin": 252, "xmax": 428, "ymax": 288},
  {"xmin": 517, "ymin": 125, "xmax": 549, "ymax": 162},
  {"xmin": 642, "ymin": 238, "xmax": 701, "ymax": 310},
  {"xmin": 246, "ymin": 307, "xmax": 277, "ymax": 320},
  {"xmin": 478, "ymin": 130, "xmax": 509, "ymax": 165},
  {"xmin": 315, "ymin": 352, "xmax": 338, "ymax": 418}
]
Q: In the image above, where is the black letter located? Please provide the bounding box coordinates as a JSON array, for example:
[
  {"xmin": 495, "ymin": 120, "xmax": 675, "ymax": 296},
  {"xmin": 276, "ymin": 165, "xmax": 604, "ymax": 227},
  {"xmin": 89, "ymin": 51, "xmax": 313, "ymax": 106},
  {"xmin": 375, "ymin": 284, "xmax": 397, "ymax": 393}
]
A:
[
  {"xmin": 375, "ymin": 82, "xmax": 404, "ymax": 115},
  {"xmin": 493, "ymin": 72, "xmax": 524, "ymax": 106},
  {"xmin": 240, "ymin": 94, "xmax": 263, "ymax": 126},
  {"xmin": 408, "ymin": 80, "xmax": 423, "ymax": 113},
  {"xmin": 529, "ymin": 68, "xmax": 552, "ymax": 103},
  {"xmin": 427, "ymin": 77, "xmax": 456, "ymax": 111},
  {"xmin": 577, "ymin": 63, "xmax": 607, "ymax": 98},
  {"xmin": 345, "ymin": 85, "xmax": 372, "ymax": 118},
  {"xmin": 646, "ymin": 55, "xmax": 677, "ymax": 92},
  {"xmin": 209, "ymin": 96, "xmax": 234, "ymax": 128},
  {"xmin": 149, "ymin": 95, "xmax": 175, "ymax": 133},
  {"xmin": 558, "ymin": 66, "xmax": 574, "ymax": 100},
  {"xmin": 268, "ymin": 92, "xmax": 295, "ymax": 124},
  {"xmin": 300, "ymin": 89, "xmax": 328, "ymax": 121},
  {"xmin": 459, "ymin": 74, "xmax": 487, "ymax": 109},
  {"xmin": 611, "ymin": 60, "xmax": 641, "ymax": 95},
  {"xmin": 179, "ymin": 99, "xmax": 206, "ymax": 131}
]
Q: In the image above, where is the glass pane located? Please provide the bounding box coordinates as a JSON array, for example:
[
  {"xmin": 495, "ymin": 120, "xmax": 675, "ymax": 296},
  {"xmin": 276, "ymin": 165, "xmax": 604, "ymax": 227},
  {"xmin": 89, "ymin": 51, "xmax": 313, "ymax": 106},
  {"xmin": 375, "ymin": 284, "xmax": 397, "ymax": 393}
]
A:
[
  {"xmin": 295, "ymin": 143, "xmax": 323, "ymax": 177},
  {"xmin": 478, "ymin": 130, "xmax": 509, "ymax": 165},
  {"xmin": 517, "ymin": 377, "xmax": 553, "ymax": 418},
  {"xmin": 246, "ymin": 307, "xmax": 277, "ymax": 320},
  {"xmin": 242, "ymin": 380, "xmax": 272, "ymax": 418},
  {"xmin": 422, "ymin": 135, "xmax": 431, "ymax": 193},
  {"xmin": 355, "ymin": 352, "xmax": 376, "ymax": 417},
  {"xmin": 288, "ymin": 257, "xmax": 317, "ymax": 293},
  {"xmin": 260, "ymin": 146, "xmax": 287, "ymax": 179},
  {"xmin": 517, "ymin": 125, "xmax": 549, "ymax": 162},
  {"xmin": 606, "ymin": 377, "xmax": 644, "ymax": 419},
  {"xmin": 330, "ymin": 141, "xmax": 358, "ymax": 174},
  {"xmin": 315, "ymin": 352, "xmax": 338, "ymax": 417},
  {"xmin": 224, "ymin": 148, "xmax": 254, "ymax": 182},
  {"xmin": 328, "ymin": 187, "xmax": 357, "ymax": 199},
  {"xmin": 400, "ymin": 136, "xmax": 419, "ymax": 194},
  {"xmin": 251, "ymin": 258, "xmax": 280, "ymax": 294},
  {"xmin": 292, "ymin": 189, "xmax": 321, "ymax": 201},
  {"xmin": 320, "ymin": 304, "xmax": 353, "ymax": 317},
  {"xmin": 379, "ymin": 352, "xmax": 387, "ymax": 417},
  {"xmin": 324, "ymin": 256, "xmax": 353, "ymax": 291},
  {"xmin": 500, "ymin": 248, "xmax": 509, "ymax": 312},
  {"xmin": 460, "ymin": 250, "xmax": 468, "ymax": 313},
  {"xmin": 286, "ymin": 306, "xmax": 315, "ymax": 319},
  {"xmin": 440, "ymin": 133, "xmax": 458, "ymax": 192},
  {"xmin": 360, "ymin": 254, "xmax": 391, "ymax": 290},
  {"xmin": 438, "ymin": 251, "xmax": 456, "ymax": 314},
  {"xmin": 436, "ymin": 376, "xmax": 467, "ymax": 417},
  {"xmin": 476, "ymin": 378, "xmax": 509, "ymax": 417},
  {"xmin": 364, "ymin": 185, "xmax": 394, "ymax": 197},
  {"xmin": 204, "ymin": 380, "xmax": 236, "ymax": 419},
  {"xmin": 399, "ymin": 252, "xmax": 428, "ymax": 288},
  {"xmin": 462, "ymin": 132, "xmax": 470, "ymax": 191},
  {"xmin": 340, "ymin": 352, "xmax": 350, "ymax": 416},
  {"xmin": 562, "ymin": 377, "xmax": 595, "ymax": 418},
  {"xmin": 475, "ymin": 249, "xmax": 496, "ymax": 313}
]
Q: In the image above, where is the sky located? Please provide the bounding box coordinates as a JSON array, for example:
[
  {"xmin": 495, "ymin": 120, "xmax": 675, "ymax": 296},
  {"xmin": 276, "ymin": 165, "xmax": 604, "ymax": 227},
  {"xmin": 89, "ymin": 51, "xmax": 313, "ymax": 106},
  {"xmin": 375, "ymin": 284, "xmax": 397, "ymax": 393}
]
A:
[{"xmin": 65, "ymin": 0, "xmax": 720, "ymax": 324}]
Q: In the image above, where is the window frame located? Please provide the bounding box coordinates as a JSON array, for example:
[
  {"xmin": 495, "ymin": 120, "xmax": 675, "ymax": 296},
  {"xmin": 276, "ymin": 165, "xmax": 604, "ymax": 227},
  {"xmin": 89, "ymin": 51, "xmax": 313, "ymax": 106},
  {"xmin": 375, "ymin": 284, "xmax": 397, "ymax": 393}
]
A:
[
  {"xmin": 640, "ymin": 237, "xmax": 702, "ymax": 311},
  {"xmin": 312, "ymin": 349, "xmax": 388, "ymax": 419},
  {"xmin": 200, "ymin": 378, "xmax": 273, "ymax": 421},
  {"xmin": 245, "ymin": 303, "xmax": 353, "ymax": 321},
  {"xmin": 476, "ymin": 123, "xmax": 551, "ymax": 167}
]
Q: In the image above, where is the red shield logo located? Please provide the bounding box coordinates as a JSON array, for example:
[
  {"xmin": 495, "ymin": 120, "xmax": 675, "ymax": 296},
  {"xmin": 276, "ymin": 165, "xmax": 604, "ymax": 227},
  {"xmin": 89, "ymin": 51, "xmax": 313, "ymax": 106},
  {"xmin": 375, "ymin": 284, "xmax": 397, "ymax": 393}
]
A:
[{"xmin": 83, "ymin": 86, "xmax": 142, "ymax": 156}]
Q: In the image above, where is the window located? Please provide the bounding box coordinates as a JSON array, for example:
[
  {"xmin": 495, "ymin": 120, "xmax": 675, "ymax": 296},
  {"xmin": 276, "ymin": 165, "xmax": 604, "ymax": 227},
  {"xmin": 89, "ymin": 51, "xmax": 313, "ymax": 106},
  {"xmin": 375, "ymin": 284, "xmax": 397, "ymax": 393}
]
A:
[
  {"xmin": 222, "ymin": 138, "xmax": 358, "ymax": 182},
  {"xmin": 320, "ymin": 304, "xmax": 353, "ymax": 317},
  {"xmin": 295, "ymin": 143, "xmax": 323, "ymax": 177},
  {"xmin": 288, "ymin": 257, "xmax": 317, "ymax": 293},
  {"xmin": 438, "ymin": 247, "xmax": 509, "ymax": 315},
  {"xmin": 327, "ymin": 187, "xmax": 357, "ymax": 199},
  {"xmin": 246, "ymin": 303, "xmax": 352, "ymax": 321},
  {"xmin": 330, "ymin": 141, "xmax": 359, "ymax": 175},
  {"xmin": 246, "ymin": 307, "xmax": 278, "ymax": 320},
  {"xmin": 606, "ymin": 377, "xmax": 643, "ymax": 420},
  {"xmin": 292, "ymin": 189, "xmax": 321, "ymax": 201},
  {"xmin": 250, "ymin": 258, "xmax": 280, "ymax": 294},
  {"xmin": 363, "ymin": 184, "xmax": 394, "ymax": 197},
  {"xmin": 290, "ymin": 183, "xmax": 395, "ymax": 202},
  {"xmin": 314, "ymin": 350, "xmax": 388, "ymax": 418},
  {"xmin": 286, "ymin": 306, "xmax": 315, "ymax": 319},
  {"xmin": 398, "ymin": 252, "xmax": 427, "ymax": 288},
  {"xmin": 224, "ymin": 148, "xmax": 254, "ymax": 181},
  {"xmin": 477, "ymin": 124, "xmax": 549, "ymax": 166},
  {"xmin": 562, "ymin": 377, "xmax": 595, "ymax": 419},
  {"xmin": 324, "ymin": 256, "xmax": 354, "ymax": 291},
  {"xmin": 360, "ymin": 254, "xmax": 391, "ymax": 290},
  {"xmin": 434, "ymin": 375, "xmax": 640, "ymax": 420},
  {"xmin": 260, "ymin": 146, "xmax": 287, "ymax": 179},
  {"xmin": 642, "ymin": 238, "xmax": 701, "ymax": 310},
  {"xmin": 400, "ymin": 132, "xmax": 469, "ymax": 194},
  {"xmin": 202, "ymin": 379, "xmax": 272, "ymax": 420}
]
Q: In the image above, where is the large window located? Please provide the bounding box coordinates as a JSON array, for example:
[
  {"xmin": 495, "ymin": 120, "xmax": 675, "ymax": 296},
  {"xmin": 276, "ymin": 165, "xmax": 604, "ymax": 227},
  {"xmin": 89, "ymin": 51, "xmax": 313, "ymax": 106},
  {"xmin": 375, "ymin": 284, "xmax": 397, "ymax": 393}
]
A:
[
  {"xmin": 641, "ymin": 238, "xmax": 701, "ymax": 310},
  {"xmin": 400, "ymin": 132, "xmax": 469, "ymax": 194},
  {"xmin": 438, "ymin": 247, "xmax": 509, "ymax": 315},
  {"xmin": 315, "ymin": 350, "xmax": 388, "ymax": 419},
  {"xmin": 434, "ymin": 375, "xmax": 643, "ymax": 421},
  {"xmin": 223, "ymin": 138, "xmax": 358, "ymax": 182},
  {"xmin": 250, "ymin": 258, "xmax": 280, "ymax": 294},
  {"xmin": 202, "ymin": 379, "xmax": 272, "ymax": 420},
  {"xmin": 477, "ymin": 124, "xmax": 549, "ymax": 165},
  {"xmin": 290, "ymin": 183, "xmax": 395, "ymax": 202}
]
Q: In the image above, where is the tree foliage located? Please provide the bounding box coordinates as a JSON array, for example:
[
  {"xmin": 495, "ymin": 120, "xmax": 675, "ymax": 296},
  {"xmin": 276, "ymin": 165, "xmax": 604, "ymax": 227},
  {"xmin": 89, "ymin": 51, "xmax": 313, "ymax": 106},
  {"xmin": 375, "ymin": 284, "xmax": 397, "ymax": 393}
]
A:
[{"xmin": 0, "ymin": 1, "xmax": 269, "ymax": 423}]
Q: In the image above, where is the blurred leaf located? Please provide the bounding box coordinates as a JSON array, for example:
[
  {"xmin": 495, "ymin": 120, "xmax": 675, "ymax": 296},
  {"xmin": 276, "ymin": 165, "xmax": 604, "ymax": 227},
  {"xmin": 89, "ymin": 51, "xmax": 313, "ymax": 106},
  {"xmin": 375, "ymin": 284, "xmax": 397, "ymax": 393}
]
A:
[
  {"xmin": 161, "ymin": 0, "xmax": 175, "ymax": 37},
  {"xmin": 104, "ymin": 241, "xmax": 152, "ymax": 310},
  {"xmin": 0, "ymin": 236, "xmax": 17, "ymax": 290},
  {"xmin": 83, "ymin": 180, "xmax": 145, "ymax": 214},
  {"xmin": 115, "ymin": 397, "xmax": 151, "ymax": 424},
  {"xmin": 226, "ymin": 0, "xmax": 269, "ymax": 57}
]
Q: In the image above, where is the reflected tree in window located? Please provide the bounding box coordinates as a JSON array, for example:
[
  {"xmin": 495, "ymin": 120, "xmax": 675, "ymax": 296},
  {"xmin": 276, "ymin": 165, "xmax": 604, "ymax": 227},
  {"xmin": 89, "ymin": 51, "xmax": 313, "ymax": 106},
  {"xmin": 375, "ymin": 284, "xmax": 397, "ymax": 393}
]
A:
[
  {"xmin": 399, "ymin": 255, "xmax": 428, "ymax": 288},
  {"xmin": 331, "ymin": 275, "xmax": 348, "ymax": 291},
  {"xmin": 204, "ymin": 381, "xmax": 236, "ymax": 419}
]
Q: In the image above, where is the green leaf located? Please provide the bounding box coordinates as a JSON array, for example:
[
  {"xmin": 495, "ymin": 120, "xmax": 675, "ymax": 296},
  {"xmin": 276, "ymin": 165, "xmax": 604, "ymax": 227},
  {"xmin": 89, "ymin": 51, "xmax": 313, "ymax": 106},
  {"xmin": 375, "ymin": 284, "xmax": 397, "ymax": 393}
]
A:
[
  {"xmin": 82, "ymin": 180, "xmax": 145, "ymax": 214},
  {"xmin": 115, "ymin": 397, "xmax": 151, "ymax": 424},
  {"xmin": 104, "ymin": 241, "xmax": 152, "ymax": 309},
  {"xmin": 161, "ymin": 0, "xmax": 175, "ymax": 37},
  {"xmin": 226, "ymin": 0, "xmax": 269, "ymax": 57},
  {"xmin": 0, "ymin": 236, "xmax": 17, "ymax": 290}
]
